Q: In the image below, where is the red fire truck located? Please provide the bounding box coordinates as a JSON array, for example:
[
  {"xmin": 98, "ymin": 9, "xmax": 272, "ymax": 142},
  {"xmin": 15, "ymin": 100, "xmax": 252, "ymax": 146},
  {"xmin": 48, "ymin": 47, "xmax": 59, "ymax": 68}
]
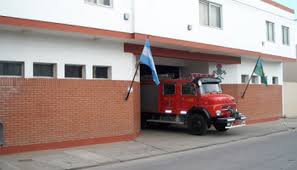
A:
[{"xmin": 141, "ymin": 73, "xmax": 246, "ymax": 135}]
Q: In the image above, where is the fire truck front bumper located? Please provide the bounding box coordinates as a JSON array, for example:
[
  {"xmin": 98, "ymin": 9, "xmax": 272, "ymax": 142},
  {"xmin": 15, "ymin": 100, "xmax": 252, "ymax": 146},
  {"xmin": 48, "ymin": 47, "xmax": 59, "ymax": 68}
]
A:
[{"xmin": 216, "ymin": 114, "xmax": 247, "ymax": 129}]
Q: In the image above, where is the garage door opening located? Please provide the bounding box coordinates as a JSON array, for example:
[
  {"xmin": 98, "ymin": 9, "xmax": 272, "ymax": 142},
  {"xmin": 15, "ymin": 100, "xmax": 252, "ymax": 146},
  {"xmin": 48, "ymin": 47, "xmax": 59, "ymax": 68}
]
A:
[{"xmin": 139, "ymin": 57, "xmax": 209, "ymax": 129}]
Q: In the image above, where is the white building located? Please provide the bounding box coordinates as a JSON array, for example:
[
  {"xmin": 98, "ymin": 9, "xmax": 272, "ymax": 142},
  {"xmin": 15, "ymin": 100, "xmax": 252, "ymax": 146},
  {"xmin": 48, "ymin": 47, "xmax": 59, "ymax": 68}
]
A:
[{"xmin": 0, "ymin": 0, "xmax": 296, "ymax": 154}]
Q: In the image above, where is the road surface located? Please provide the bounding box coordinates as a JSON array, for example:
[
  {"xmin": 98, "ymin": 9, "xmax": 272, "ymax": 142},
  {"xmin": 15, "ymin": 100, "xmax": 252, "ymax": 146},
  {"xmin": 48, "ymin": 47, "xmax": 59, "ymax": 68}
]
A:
[{"xmin": 87, "ymin": 130, "xmax": 297, "ymax": 170}]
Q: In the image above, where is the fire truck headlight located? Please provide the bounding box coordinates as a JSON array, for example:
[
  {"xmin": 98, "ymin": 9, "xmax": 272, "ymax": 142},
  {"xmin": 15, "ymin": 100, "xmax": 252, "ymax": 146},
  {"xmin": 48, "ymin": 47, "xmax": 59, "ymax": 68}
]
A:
[{"xmin": 216, "ymin": 110, "xmax": 222, "ymax": 116}]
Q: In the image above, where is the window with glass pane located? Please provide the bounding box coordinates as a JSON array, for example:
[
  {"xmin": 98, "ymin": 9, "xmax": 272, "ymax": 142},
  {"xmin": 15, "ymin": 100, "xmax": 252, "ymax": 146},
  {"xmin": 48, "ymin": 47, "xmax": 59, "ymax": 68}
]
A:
[
  {"xmin": 100, "ymin": 0, "xmax": 111, "ymax": 6},
  {"xmin": 65, "ymin": 65, "xmax": 84, "ymax": 78},
  {"xmin": 93, "ymin": 66, "xmax": 110, "ymax": 79},
  {"xmin": 34, "ymin": 63, "xmax": 54, "ymax": 77},
  {"xmin": 199, "ymin": 1, "xmax": 209, "ymax": 26},
  {"xmin": 266, "ymin": 21, "xmax": 275, "ymax": 42},
  {"xmin": 0, "ymin": 61, "xmax": 23, "ymax": 76},
  {"xmin": 272, "ymin": 77, "xmax": 279, "ymax": 85},
  {"xmin": 85, "ymin": 0, "xmax": 96, "ymax": 3},
  {"xmin": 210, "ymin": 4, "xmax": 221, "ymax": 28},
  {"xmin": 85, "ymin": 0, "xmax": 112, "ymax": 7},
  {"xmin": 199, "ymin": 0, "xmax": 222, "ymax": 28},
  {"xmin": 241, "ymin": 75, "xmax": 249, "ymax": 84},
  {"xmin": 251, "ymin": 75, "xmax": 259, "ymax": 84},
  {"xmin": 164, "ymin": 83, "xmax": 175, "ymax": 95},
  {"xmin": 182, "ymin": 83, "xmax": 195, "ymax": 95},
  {"xmin": 282, "ymin": 26, "xmax": 289, "ymax": 45},
  {"xmin": 261, "ymin": 76, "xmax": 268, "ymax": 84}
]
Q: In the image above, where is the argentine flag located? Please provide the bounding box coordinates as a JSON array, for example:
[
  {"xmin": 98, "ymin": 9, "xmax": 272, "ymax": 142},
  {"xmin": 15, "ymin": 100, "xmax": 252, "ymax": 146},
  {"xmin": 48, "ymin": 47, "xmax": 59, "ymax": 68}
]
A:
[{"xmin": 140, "ymin": 40, "xmax": 160, "ymax": 86}]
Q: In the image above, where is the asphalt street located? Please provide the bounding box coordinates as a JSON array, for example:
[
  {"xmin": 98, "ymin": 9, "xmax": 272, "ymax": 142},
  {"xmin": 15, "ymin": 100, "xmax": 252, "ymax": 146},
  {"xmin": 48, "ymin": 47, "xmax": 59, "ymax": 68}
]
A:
[{"xmin": 87, "ymin": 130, "xmax": 297, "ymax": 170}]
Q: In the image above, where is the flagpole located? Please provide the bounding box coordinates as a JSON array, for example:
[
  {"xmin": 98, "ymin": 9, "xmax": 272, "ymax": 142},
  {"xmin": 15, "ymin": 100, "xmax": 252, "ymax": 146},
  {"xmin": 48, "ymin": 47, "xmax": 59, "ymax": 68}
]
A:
[
  {"xmin": 125, "ymin": 61, "xmax": 140, "ymax": 101},
  {"xmin": 241, "ymin": 57, "xmax": 260, "ymax": 98}
]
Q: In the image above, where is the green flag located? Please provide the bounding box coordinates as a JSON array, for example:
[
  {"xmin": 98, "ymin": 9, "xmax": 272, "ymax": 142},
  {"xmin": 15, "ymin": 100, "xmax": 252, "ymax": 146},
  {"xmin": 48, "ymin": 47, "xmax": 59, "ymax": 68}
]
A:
[{"xmin": 254, "ymin": 58, "xmax": 268, "ymax": 85}]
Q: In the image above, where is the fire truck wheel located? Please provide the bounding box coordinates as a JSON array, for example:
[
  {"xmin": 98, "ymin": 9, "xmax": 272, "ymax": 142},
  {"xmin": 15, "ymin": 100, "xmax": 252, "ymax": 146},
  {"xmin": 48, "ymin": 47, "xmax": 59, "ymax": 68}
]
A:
[
  {"xmin": 188, "ymin": 114, "xmax": 207, "ymax": 135},
  {"xmin": 214, "ymin": 124, "xmax": 228, "ymax": 132}
]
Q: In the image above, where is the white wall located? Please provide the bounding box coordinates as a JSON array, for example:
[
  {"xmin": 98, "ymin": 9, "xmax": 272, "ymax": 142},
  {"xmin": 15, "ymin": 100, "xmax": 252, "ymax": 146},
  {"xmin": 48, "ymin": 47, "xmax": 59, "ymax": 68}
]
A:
[
  {"xmin": 209, "ymin": 57, "xmax": 283, "ymax": 85},
  {"xmin": 134, "ymin": 0, "xmax": 296, "ymax": 59},
  {"xmin": 0, "ymin": 0, "xmax": 295, "ymax": 59},
  {"xmin": 209, "ymin": 62, "xmax": 239, "ymax": 84},
  {"xmin": 0, "ymin": 30, "xmax": 137, "ymax": 81},
  {"xmin": 283, "ymin": 61, "xmax": 297, "ymax": 82},
  {"xmin": 283, "ymin": 82, "xmax": 297, "ymax": 118},
  {"xmin": 0, "ymin": 29, "xmax": 283, "ymax": 86},
  {"xmin": 0, "ymin": 0, "xmax": 134, "ymax": 33},
  {"xmin": 239, "ymin": 57, "xmax": 283, "ymax": 85}
]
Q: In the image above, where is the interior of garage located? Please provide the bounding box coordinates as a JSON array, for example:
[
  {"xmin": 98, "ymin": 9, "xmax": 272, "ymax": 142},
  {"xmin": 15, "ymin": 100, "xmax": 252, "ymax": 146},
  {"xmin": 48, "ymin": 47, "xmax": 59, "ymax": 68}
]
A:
[{"xmin": 140, "ymin": 57, "xmax": 209, "ymax": 80}]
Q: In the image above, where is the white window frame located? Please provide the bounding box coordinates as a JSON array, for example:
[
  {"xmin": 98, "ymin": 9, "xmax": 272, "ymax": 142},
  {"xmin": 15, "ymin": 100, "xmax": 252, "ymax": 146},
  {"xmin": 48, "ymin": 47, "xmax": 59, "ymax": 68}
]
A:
[
  {"xmin": 33, "ymin": 62, "xmax": 57, "ymax": 78},
  {"xmin": 251, "ymin": 75, "xmax": 259, "ymax": 84},
  {"xmin": 282, "ymin": 26, "xmax": 290, "ymax": 45},
  {"xmin": 272, "ymin": 76, "xmax": 279, "ymax": 85},
  {"xmin": 241, "ymin": 74, "xmax": 249, "ymax": 84},
  {"xmin": 85, "ymin": 0, "xmax": 113, "ymax": 8},
  {"xmin": 0, "ymin": 61, "xmax": 24, "ymax": 78},
  {"xmin": 199, "ymin": 0, "xmax": 223, "ymax": 29},
  {"xmin": 93, "ymin": 65, "xmax": 112, "ymax": 80},
  {"xmin": 266, "ymin": 21, "xmax": 275, "ymax": 42},
  {"xmin": 64, "ymin": 64, "xmax": 86, "ymax": 79}
]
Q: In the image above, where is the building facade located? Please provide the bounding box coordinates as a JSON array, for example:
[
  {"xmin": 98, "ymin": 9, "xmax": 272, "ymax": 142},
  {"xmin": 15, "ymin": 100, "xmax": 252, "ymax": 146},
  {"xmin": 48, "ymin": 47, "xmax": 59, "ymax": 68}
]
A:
[
  {"xmin": 0, "ymin": 0, "xmax": 296, "ymax": 154},
  {"xmin": 283, "ymin": 19, "xmax": 297, "ymax": 118}
]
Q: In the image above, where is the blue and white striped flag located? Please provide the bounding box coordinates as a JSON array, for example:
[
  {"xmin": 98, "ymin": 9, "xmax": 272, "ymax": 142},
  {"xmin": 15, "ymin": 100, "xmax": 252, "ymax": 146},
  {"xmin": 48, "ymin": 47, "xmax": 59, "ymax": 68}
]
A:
[{"xmin": 139, "ymin": 40, "xmax": 160, "ymax": 86}]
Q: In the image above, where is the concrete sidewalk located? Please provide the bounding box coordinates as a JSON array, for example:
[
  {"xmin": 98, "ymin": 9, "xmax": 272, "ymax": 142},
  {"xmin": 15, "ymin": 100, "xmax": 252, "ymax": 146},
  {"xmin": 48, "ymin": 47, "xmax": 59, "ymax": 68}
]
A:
[{"xmin": 0, "ymin": 119, "xmax": 297, "ymax": 170}]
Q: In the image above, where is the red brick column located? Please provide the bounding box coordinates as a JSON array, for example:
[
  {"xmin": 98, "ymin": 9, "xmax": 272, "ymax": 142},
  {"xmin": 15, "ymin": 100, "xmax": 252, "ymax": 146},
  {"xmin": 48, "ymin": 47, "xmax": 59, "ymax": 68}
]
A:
[
  {"xmin": 222, "ymin": 84, "xmax": 282, "ymax": 123},
  {"xmin": 0, "ymin": 78, "xmax": 140, "ymax": 154}
]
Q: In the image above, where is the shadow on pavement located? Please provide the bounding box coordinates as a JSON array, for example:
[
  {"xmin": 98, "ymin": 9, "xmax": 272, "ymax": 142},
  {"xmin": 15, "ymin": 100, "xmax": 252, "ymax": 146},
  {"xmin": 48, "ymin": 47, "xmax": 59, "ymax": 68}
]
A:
[{"xmin": 142, "ymin": 124, "xmax": 241, "ymax": 137}]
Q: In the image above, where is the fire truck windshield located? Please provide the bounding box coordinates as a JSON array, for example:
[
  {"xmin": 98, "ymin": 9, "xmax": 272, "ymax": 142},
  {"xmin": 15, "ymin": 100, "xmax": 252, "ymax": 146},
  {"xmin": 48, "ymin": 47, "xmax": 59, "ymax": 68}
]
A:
[{"xmin": 200, "ymin": 83, "xmax": 222, "ymax": 94}]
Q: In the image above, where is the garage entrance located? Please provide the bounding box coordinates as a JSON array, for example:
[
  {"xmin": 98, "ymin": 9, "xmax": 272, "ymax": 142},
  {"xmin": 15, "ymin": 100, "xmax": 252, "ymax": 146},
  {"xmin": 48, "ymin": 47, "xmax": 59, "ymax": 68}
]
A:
[{"xmin": 139, "ymin": 57, "xmax": 209, "ymax": 128}]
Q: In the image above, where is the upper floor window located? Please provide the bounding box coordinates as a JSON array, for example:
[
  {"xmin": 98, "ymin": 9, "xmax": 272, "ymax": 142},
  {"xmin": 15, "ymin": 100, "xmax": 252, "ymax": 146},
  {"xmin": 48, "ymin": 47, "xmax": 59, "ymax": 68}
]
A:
[
  {"xmin": 85, "ymin": 0, "xmax": 112, "ymax": 7},
  {"xmin": 282, "ymin": 26, "xmax": 290, "ymax": 45},
  {"xmin": 266, "ymin": 21, "xmax": 275, "ymax": 42},
  {"xmin": 199, "ymin": 0, "xmax": 222, "ymax": 28},
  {"xmin": 0, "ymin": 61, "xmax": 23, "ymax": 77}
]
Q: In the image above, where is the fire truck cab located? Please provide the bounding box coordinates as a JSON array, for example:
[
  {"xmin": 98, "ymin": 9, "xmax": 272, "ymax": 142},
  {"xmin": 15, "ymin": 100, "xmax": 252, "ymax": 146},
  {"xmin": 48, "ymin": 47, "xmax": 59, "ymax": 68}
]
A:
[{"xmin": 141, "ymin": 73, "xmax": 246, "ymax": 135}]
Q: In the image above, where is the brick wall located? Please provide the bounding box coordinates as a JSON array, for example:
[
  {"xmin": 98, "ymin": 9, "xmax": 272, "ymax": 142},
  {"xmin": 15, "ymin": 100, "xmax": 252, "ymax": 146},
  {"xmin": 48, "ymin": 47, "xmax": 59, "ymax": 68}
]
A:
[
  {"xmin": 0, "ymin": 78, "xmax": 140, "ymax": 153},
  {"xmin": 222, "ymin": 84, "xmax": 282, "ymax": 123}
]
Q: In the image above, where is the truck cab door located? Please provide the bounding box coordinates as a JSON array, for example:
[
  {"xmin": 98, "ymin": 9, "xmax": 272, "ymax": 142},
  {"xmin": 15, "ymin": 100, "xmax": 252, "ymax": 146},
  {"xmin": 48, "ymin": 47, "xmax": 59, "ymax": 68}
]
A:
[
  {"xmin": 180, "ymin": 82, "xmax": 197, "ymax": 114},
  {"xmin": 159, "ymin": 82, "xmax": 177, "ymax": 114}
]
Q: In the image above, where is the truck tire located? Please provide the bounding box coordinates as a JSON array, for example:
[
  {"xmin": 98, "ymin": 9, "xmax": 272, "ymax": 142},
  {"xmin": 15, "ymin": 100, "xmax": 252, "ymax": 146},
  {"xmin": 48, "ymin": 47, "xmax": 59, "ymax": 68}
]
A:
[
  {"xmin": 187, "ymin": 114, "xmax": 207, "ymax": 135},
  {"xmin": 214, "ymin": 124, "xmax": 228, "ymax": 132}
]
